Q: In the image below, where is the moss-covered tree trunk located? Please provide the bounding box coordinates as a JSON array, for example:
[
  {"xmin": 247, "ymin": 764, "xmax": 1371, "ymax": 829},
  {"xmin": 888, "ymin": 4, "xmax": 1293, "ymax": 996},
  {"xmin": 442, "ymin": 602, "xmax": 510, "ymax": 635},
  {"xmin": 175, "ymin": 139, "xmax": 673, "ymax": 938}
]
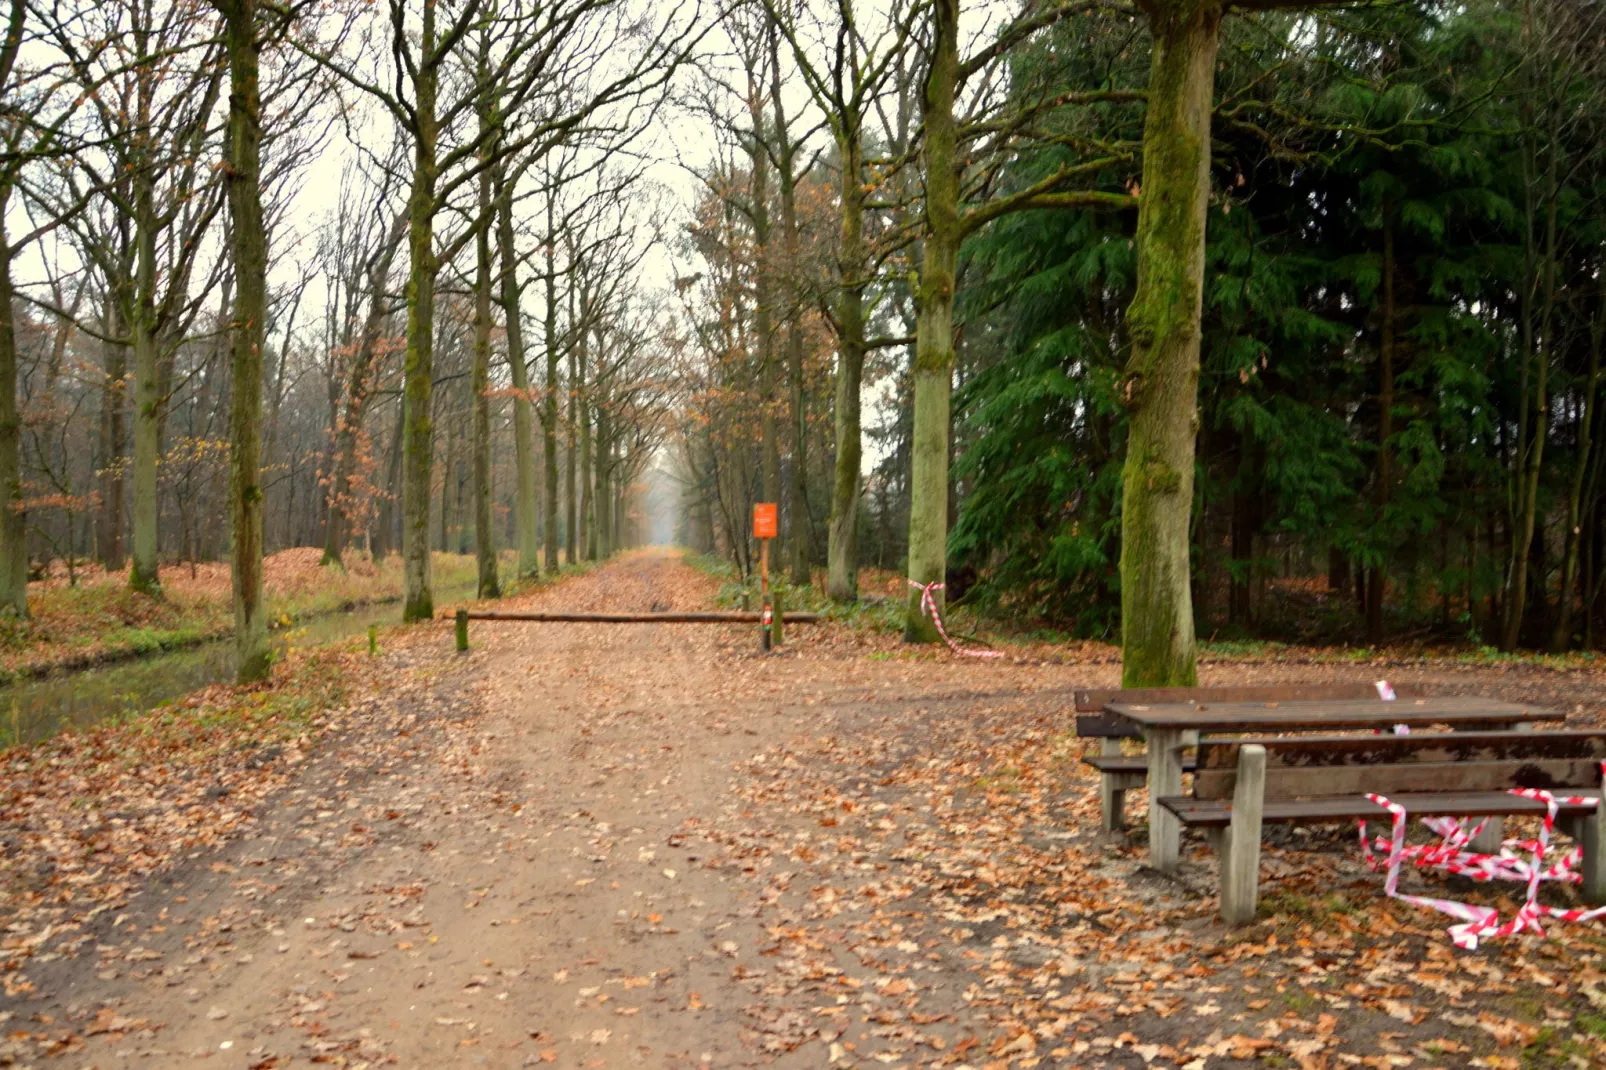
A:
[
  {"xmin": 494, "ymin": 167, "xmax": 540, "ymax": 579},
  {"xmin": 400, "ymin": 0, "xmax": 440, "ymax": 622},
  {"xmin": 1118, "ymin": 0, "xmax": 1221, "ymax": 687},
  {"xmin": 903, "ymin": 0, "xmax": 959, "ymax": 643},
  {"xmin": 0, "ymin": 192, "xmax": 26, "ymax": 617},
  {"xmin": 218, "ymin": 0, "xmax": 270, "ymax": 680},
  {"xmin": 826, "ymin": 128, "xmax": 867, "ymax": 602}
]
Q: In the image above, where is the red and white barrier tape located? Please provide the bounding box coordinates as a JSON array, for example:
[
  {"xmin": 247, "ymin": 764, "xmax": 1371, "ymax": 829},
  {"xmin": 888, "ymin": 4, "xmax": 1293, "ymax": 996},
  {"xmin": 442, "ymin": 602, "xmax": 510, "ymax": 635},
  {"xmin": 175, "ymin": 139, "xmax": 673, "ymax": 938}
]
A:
[
  {"xmin": 1358, "ymin": 761, "xmax": 1606, "ymax": 949},
  {"xmin": 907, "ymin": 580, "xmax": 1002, "ymax": 659}
]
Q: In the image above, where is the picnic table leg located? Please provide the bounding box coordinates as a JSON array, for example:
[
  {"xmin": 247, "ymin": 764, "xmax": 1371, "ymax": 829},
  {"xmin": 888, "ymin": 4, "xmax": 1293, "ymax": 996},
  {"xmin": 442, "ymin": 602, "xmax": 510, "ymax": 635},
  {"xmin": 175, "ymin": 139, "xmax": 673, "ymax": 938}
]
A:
[
  {"xmin": 1099, "ymin": 738, "xmax": 1126, "ymax": 832},
  {"xmin": 1583, "ymin": 768, "xmax": 1606, "ymax": 906},
  {"xmin": 1470, "ymin": 721, "xmax": 1531, "ymax": 853},
  {"xmin": 1220, "ymin": 744, "xmax": 1267, "ymax": 925},
  {"xmin": 1147, "ymin": 728, "xmax": 1190, "ymax": 872}
]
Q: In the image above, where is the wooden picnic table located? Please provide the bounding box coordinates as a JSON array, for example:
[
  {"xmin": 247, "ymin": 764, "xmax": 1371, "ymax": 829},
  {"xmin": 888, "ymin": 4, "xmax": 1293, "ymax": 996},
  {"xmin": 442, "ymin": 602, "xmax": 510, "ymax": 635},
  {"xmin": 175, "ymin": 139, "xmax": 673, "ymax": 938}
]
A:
[{"xmin": 1104, "ymin": 696, "xmax": 1565, "ymax": 872}]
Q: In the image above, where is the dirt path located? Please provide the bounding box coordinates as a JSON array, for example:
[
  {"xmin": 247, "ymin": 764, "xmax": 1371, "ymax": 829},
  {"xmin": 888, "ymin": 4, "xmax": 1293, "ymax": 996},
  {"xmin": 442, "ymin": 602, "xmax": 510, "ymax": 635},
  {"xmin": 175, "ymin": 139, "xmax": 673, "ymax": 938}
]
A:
[{"xmin": 8, "ymin": 550, "xmax": 1606, "ymax": 1069}]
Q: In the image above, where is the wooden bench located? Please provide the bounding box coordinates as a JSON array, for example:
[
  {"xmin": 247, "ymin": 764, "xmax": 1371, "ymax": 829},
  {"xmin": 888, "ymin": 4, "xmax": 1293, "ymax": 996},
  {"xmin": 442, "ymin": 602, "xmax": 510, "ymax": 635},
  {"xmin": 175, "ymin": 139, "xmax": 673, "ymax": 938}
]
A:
[
  {"xmin": 1075, "ymin": 683, "xmax": 1431, "ymax": 833},
  {"xmin": 1158, "ymin": 730, "xmax": 1606, "ymax": 924}
]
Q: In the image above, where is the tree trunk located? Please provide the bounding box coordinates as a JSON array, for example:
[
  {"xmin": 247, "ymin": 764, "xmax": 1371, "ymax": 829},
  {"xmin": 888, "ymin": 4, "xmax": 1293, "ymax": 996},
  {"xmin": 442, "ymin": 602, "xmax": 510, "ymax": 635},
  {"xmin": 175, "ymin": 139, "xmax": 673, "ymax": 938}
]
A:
[
  {"xmin": 564, "ymin": 289, "xmax": 577, "ymax": 567},
  {"xmin": 1552, "ymin": 275, "xmax": 1604, "ymax": 650},
  {"xmin": 769, "ymin": 24, "xmax": 810, "ymax": 589},
  {"xmin": 579, "ymin": 326, "xmax": 593, "ymax": 560},
  {"xmin": 1501, "ymin": 115, "xmax": 1558, "ymax": 651},
  {"xmin": 613, "ymin": 470, "xmax": 623, "ymax": 551},
  {"xmin": 1366, "ymin": 212, "xmax": 1395, "ymax": 644},
  {"xmin": 323, "ymin": 215, "xmax": 403, "ymax": 568},
  {"xmin": 542, "ymin": 188, "xmax": 560, "ymax": 572},
  {"xmin": 401, "ymin": 0, "xmax": 440, "ymax": 622},
  {"xmin": 0, "ymin": 191, "xmax": 26, "ymax": 616},
  {"xmin": 826, "ymin": 129, "xmax": 867, "ymax": 602},
  {"xmin": 595, "ymin": 402, "xmax": 611, "ymax": 558},
  {"xmin": 97, "ymin": 313, "xmax": 127, "ymax": 571},
  {"xmin": 372, "ymin": 396, "xmax": 404, "ymax": 560},
  {"xmin": 218, "ymin": 0, "xmax": 270, "ymax": 681},
  {"xmin": 903, "ymin": 0, "xmax": 959, "ymax": 643},
  {"xmin": 442, "ymin": 414, "xmax": 458, "ymax": 551},
  {"xmin": 746, "ymin": 66, "xmax": 781, "ymax": 562},
  {"xmin": 493, "ymin": 166, "xmax": 540, "ymax": 579},
  {"xmin": 1117, "ymin": 0, "xmax": 1221, "ymax": 687},
  {"xmin": 471, "ymin": 81, "xmax": 500, "ymax": 599},
  {"xmin": 1229, "ymin": 487, "xmax": 1252, "ymax": 627},
  {"xmin": 129, "ymin": 173, "xmax": 161, "ymax": 595}
]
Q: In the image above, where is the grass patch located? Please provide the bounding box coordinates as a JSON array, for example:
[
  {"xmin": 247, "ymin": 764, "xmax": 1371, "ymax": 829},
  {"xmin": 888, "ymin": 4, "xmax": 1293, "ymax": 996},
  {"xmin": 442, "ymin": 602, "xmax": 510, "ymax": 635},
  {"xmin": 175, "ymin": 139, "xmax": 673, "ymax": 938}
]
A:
[
  {"xmin": 1280, "ymin": 987, "xmax": 1321, "ymax": 1015},
  {"xmin": 2, "ymin": 551, "xmax": 483, "ymax": 680},
  {"xmin": 971, "ymin": 767, "xmax": 1023, "ymax": 793},
  {"xmin": 1522, "ymin": 1025, "xmax": 1596, "ymax": 1068},
  {"xmin": 1261, "ymin": 891, "xmax": 1357, "ymax": 924}
]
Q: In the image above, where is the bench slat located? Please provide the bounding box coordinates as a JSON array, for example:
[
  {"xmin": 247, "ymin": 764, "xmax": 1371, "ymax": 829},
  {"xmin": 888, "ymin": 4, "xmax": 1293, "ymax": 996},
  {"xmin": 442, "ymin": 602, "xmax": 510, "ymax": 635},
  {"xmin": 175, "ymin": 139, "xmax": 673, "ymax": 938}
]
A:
[
  {"xmin": 1106, "ymin": 698, "xmax": 1556, "ymax": 733},
  {"xmin": 1073, "ymin": 682, "xmax": 1430, "ymax": 714},
  {"xmin": 1159, "ymin": 789, "xmax": 1604, "ymax": 827},
  {"xmin": 1195, "ymin": 757, "xmax": 1605, "ymax": 801},
  {"xmin": 1199, "ymin": 731, "xmax": 1606, "ymax": 771},
  {"xmin": 1075, "ymin": 712, "xmax": 1144, "ymax": 739},
  {"xmin": 1083, "ymin": 755, "xmax": 1197, "ymax": 775}
]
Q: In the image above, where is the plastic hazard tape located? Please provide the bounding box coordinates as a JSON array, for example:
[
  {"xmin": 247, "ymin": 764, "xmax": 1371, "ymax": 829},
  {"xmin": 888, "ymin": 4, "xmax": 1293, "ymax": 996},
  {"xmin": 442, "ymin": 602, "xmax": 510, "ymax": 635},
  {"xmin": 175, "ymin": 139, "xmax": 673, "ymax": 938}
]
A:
[
  {"xmin": 1358, "ymin": 760, "xmax": 1606, "ymax": 949},
  {"xmin": 907, "ymin": 580, "xmax": 1002, "ymax": 659}
]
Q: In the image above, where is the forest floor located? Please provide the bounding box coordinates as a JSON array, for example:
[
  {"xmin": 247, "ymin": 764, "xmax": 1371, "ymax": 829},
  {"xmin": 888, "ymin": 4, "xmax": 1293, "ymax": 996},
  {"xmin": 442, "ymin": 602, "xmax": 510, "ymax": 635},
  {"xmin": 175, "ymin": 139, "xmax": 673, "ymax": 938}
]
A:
[
  {"xmin": 0, "ymin": 550, "xmax": 483, "ymax": 681},
  {"xmin": 4, "ymin": 549, "xmax": 1606, "ymax": 1070}
]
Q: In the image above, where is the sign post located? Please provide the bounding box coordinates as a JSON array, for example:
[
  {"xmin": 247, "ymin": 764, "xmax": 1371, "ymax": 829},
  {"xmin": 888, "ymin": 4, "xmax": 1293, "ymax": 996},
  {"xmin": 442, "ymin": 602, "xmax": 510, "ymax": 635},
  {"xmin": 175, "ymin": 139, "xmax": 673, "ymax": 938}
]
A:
[{"xmin": 753, "ymin": 503, "xmax": 778, "ymax": 652}]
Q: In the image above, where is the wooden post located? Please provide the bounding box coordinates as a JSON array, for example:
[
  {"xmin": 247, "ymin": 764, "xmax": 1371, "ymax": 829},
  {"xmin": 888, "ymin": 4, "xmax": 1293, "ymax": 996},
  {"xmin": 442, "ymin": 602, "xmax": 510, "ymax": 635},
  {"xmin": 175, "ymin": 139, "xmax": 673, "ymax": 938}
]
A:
[
  {"xmin": 455, "ymin": 608, "xmax": 468, "ymax": 652},
  {"xmin": 760, "ymin": 536, "xmax": 771, "ymax": 653},
  {"xmin": 754, "ymin": 503, "xmax": 778, "ymax": 654},
  {"xmin": 1221, "ymin": 743, "xmax": 1267, "ymax": 925},
  {"xmin": 368, "ymin": 624, "xmax": 378, "ymax": 656},
  {"xmin": 1098, "ymin": 737, "xmax": 1126, "ymax": 832}
]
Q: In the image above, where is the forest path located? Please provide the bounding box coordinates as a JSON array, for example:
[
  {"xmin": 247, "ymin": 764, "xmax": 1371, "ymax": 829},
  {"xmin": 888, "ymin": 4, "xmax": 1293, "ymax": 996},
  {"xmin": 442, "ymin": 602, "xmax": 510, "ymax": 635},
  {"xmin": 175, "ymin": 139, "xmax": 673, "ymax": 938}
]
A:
[
  {"xmin": 47, "ymin": 548, "xmax": 1080, "ymax": 1070},
  {"xmin": 118, "ymin": 549, "xmax": 823, "ymax": 1070},
  {"xmin": 20, "ymin": 549, "xmax": 1606, "ymax": 1069}
]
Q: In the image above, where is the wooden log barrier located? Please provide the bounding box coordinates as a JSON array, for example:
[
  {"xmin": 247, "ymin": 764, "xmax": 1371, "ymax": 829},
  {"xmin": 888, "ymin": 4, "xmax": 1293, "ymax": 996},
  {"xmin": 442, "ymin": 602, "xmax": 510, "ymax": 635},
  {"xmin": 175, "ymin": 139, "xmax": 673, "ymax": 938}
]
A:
[{"xmin": 446, "ymin": 610, "xmax": 822, "ymax": 624}]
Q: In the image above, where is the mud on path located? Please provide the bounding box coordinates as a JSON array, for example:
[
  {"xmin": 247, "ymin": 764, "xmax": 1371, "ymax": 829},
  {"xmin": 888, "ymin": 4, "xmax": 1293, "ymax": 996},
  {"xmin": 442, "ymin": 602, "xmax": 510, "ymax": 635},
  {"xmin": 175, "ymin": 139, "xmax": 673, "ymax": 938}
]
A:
[{"xmin": 7, "ymin": 549, "xmax": 1606, "ymax": 1069}]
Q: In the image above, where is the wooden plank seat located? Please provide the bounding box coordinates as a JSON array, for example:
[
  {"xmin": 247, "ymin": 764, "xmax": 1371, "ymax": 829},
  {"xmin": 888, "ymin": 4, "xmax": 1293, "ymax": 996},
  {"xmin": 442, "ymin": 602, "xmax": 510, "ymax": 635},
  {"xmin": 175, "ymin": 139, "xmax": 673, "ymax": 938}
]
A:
[
  {"xmin": 1074, "ymin": 683, "xmax": 1430, "ymax": 832},
  {"xmin": 1156, "ymin": 730, "xmax": 1606, "ymax": 924},
  {"xmin": 1080, "ymin": 753, "xmax": 1197, "ymax": 832},
  {"xmin": 1083, "ymin": 754, "xmax": 1197, "ymax": 776}
]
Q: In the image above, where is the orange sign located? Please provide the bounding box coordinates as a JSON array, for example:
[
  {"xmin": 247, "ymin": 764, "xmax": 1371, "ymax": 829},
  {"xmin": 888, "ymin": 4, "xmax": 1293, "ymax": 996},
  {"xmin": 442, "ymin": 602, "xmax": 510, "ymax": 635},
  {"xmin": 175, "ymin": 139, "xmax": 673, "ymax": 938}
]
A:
[{"xmin": 753, "ymin": 502, "xmax": 778, "ymax": 540}]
